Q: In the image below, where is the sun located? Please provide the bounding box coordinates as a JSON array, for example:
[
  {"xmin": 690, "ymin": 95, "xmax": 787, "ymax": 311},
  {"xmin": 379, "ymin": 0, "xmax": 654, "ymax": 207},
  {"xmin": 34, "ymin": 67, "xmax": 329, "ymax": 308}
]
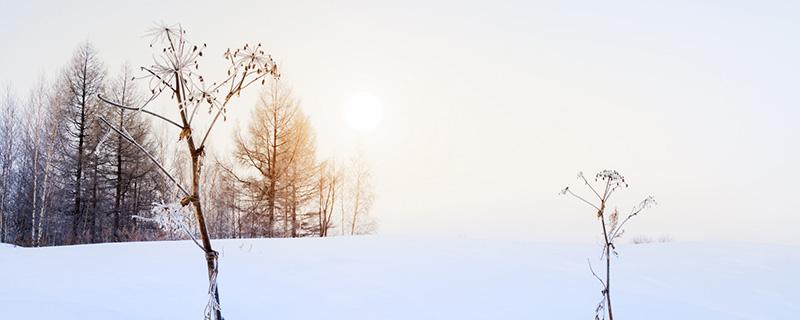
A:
[{"xmin": 343, "ymin": 92, "xmax": 384, "ymax": 133}]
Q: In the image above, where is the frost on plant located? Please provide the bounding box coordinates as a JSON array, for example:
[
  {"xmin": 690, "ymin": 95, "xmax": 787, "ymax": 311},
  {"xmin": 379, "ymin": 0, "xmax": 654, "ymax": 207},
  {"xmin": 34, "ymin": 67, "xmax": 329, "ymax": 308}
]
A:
[{"xmin": 133, "ymin": 202, "xmax": 198, "ymax": 239}]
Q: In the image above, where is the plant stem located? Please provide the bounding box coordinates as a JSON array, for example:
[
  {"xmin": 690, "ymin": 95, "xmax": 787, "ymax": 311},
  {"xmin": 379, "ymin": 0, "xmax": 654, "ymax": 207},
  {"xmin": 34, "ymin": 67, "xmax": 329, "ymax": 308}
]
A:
[{"xmin": 598, "ymin": 200, "xmax": 613, "ymax": 320}]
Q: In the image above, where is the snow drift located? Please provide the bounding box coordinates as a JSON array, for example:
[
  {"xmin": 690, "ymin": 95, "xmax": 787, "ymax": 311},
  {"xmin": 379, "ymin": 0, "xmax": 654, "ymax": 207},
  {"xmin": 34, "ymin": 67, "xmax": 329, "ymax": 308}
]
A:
[{"xmin": 1, "ymin": 237, "xmax": 797, "ymax": 319}]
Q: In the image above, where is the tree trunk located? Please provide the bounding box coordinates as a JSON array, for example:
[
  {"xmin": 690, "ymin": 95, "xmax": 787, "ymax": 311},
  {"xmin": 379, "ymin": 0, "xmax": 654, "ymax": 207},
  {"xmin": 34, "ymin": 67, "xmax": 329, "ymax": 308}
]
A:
[
  {"xmin": 31, "ymin": 139, "xmax": 39, "ymax": 246},
  {"xmin": 0, "ymin": 169, "xmax": 6, "ymax": 243},
  {"xmin": 350, "ymin": 181, "xmax": 360, "ymax": 235},
  {"xmin": 114, "ymin": 107, "xmax": 124, "ymax": 242},
  {"xmin": 290, "ymin": 186, "xmax": 297, "ymax": 238},
  {"xmin": 89, "ymin": 159, "xmax": 99, "ymax": 243},
  {"xmin": 37, "ymin": 146, "xmax": 53, "ymax": 247},
  {"xmin": 72, "ymin": 57, "xmax": 89, "ymax": 245}
]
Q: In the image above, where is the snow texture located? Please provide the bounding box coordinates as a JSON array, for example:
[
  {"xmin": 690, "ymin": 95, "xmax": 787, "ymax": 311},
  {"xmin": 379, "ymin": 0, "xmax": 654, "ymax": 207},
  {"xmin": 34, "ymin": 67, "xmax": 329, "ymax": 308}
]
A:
[{"xmin": 1, "ymin": 237, "xmax": 798, "ymax": 319}]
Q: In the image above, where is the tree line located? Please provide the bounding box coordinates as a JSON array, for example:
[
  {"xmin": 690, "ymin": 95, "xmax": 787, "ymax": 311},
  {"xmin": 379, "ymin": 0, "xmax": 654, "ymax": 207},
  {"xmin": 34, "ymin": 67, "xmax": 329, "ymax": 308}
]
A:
[{"xmin": 0, "ymin": 42, "xmax": 375, "ymax": 247}]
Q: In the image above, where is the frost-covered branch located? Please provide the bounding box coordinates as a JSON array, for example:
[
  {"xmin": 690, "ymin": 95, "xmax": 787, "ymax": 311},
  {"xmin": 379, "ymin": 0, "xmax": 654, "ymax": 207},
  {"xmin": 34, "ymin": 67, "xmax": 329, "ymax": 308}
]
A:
[
  {"xmin": 98, "ymin": 94, "xmax": 183, "ymax": 129},
  {"xmin": 559, "ymin": 186, "xmax": 599, "ymax": 211},
  {"xmin": 97, "ymin": 116, "xmax": 189, "ymax": 196},
  {"xmin": 134, "ymin": 201, "xmax": 202, "ymax": 250},
  {"xmin": 610, "ymin": 196, "xmax": 656, "ymax": 241}
]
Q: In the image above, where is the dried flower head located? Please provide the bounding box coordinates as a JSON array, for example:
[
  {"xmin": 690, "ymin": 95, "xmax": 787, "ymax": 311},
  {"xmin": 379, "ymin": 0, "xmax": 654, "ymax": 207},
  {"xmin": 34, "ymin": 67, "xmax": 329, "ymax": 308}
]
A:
[{"xmin": 596, "ymin": 170, "xmax": 626, "ymax": 185}]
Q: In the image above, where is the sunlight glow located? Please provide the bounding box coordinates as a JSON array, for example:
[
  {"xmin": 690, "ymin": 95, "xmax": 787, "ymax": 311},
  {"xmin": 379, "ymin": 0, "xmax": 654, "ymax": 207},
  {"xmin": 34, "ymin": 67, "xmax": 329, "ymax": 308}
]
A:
[{"xmin": 343, "ymin": 92, "xmax": 383, "ymax": 133}]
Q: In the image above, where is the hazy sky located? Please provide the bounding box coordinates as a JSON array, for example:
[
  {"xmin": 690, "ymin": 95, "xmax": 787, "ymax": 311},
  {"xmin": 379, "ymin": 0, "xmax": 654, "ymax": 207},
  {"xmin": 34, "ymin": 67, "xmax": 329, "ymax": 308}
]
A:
[{"xmin": 2, "ymin": 0, "xmax": 799, "ymax": 244}]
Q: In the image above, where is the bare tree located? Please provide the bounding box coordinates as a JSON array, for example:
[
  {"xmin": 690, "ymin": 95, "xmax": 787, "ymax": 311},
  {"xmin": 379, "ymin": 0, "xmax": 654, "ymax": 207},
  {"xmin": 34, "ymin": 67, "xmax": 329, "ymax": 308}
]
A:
[
  {"xmin": 317, "ymin": 159, "xmax": 340, "ymax": 237},
  {"xmin": 97, "ymin": 23, "xmax": 278, "ymax": 320},
  {"xmin": 104, "ymin": 64, "xmax": 161, "ymax": 242},
  {"xmin": 204, "ymin": 158, "xmax": 242, "ymax": 239},
  {"xmin": 232, "ymin": 81, "xmax": 293, "ymax": 237},
  {"xmin": 0, "ymin": 76, "xmax": 66, "ymax": 247},
  {"xmin": 560, "ymin": 170, "xmax": 655, "ymax": 320},
  {"xmin": 61, "ymin": 42, "xmax": 106, "ymax": 244},
  {"xmin": 345, "ymin": 151, "xmax": 376, "ymax": 235},
  {"xmin": 0, "ymin": 88, "xmax": 19, "ymax": 243},
  {"xmin": 282, "ymin": 112, "xmax": 317, "ymax": 238},
  {"xmin": 25, "ymin": 78, "xmax": 58, "ymax": 247},
  {"xmin": 230, "ymin": 80, "xmax": 317, "ymax": 238}
]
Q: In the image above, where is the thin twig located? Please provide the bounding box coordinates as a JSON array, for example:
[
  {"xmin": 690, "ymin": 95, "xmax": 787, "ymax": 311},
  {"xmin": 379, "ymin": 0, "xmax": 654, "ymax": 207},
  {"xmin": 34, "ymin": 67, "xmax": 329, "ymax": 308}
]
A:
[
  {"xmin": 579, "ymin": 173, "xmax": 603, "ymax": 201},
  {"xmin": 610, "ymin": 207, "xmax": 645, "ymax": 240},
  {"xmin": 567, "ymin": 189, "xmax": 600, "ymax": 210},
  {"xmin": 198, "ymin": 97, "xmax": 228, "ymax": 148},
  {"xmin": 587, "ymin": 258, "xmax": 606, "ymax": 287},
  {"xmin": 602, "ymin": 178, "xmax": 611, "ymax": 202}
]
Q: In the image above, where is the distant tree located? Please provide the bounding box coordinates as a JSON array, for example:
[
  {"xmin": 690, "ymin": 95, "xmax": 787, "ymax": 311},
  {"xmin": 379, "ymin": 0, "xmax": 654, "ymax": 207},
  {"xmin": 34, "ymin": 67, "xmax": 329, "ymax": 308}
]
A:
[
  {"xmin": 343, "ymin": 151, "xmax": 376, "ymax": 235},
  {"xmin": 231, "ymin": 80, "xmax": 317, "ymax": 237},
  {"xmin": 97, "ymin": 23, "xmax": 279, "ymax": 320},
  {"xmin": 60, "ymin": 42, "xmax": 106, "ymax": 244},
  {"xmin": 233, "ymin": 81, "xmax": 291, "ymax": 237},
  {"xmin": 104, "ymin": 64, "xmax": 162, "ymax": 242},
  {"xmin": 84, "ymin": 92, "xmax": 113, "ymax": 243},
  {"xmin": 560, "ymin": 170, "xmax": 655, "ymax": 320},
  {"xmin": 280, "ymin": 106, "xmax": 317, "ymax": 237},
  {"xmin": 0, "ymin": 76, "xmax": 66, "ymax": 247},
  {"xmin": 316, "ymin": 159, "xmax": 340, "ymax": 237},
  {"xmin": 204, "ymin": 158, "xmax": 241, "ymax": 239},
  {"xmin": 24, "ymin": 78, "xmax": 61, "ymax": 247},
  {"xmin": 0, "ymin": 88, "xmax": 19, "ymax": 244},
  {"xmin": 1, "ymin": 49, "xmax": 171, "ymax": 247}
]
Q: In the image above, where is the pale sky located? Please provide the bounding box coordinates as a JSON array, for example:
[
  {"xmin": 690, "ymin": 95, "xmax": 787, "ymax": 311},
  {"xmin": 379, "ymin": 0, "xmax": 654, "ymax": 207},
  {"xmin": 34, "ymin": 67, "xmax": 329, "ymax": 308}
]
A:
[{"xmin": 2, "ymin": 0, "xmax": 799, "ymax": 244}]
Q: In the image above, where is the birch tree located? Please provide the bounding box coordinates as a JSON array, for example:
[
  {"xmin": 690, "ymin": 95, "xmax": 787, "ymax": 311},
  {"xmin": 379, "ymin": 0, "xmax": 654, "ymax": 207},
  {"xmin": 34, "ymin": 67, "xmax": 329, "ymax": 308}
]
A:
[
  {"xmin": 5, "ymin": 77, "xmax": 64, "ymax": 246},
  {"xmin": 25, "ymin": 79, "xmax": 50, "ymax": 246},
  {"xmin": 0, "ymin": 88, "xmax": 19, "ymax": 244}
]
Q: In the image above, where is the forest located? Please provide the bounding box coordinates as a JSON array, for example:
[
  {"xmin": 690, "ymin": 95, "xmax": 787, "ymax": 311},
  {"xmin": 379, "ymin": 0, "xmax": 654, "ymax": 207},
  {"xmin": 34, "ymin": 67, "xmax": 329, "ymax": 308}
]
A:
[{"xmin": 0, "ymin": 37, "xmax": 375, "ymax": 248}]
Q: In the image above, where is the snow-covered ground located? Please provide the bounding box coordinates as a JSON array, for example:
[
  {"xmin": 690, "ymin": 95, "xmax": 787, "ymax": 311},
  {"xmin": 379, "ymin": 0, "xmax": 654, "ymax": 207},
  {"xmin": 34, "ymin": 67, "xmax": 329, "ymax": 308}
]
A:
[{"xmin": 1, "ymin": 237, "xmax": 798, "ymax": 319}]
